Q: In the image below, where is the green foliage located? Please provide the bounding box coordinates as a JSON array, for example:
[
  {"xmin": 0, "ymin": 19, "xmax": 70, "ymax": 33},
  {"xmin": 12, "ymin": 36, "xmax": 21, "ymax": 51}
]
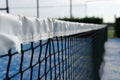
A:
[
  {"xmin": 115, "ymin": 18, "xmax": 120, "ymax": 37},
  {"xmin": 58, "ymin": 17, "xmax": 103, "ymax": 24}
]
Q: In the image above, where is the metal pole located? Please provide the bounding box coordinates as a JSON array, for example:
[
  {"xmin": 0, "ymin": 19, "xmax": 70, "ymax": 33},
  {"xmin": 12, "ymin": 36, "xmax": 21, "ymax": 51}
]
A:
[
  {"xmin": 6, "ymin": 0, "xmax": 9, "ymax": 13},
  {"xmin": 37, "ymin": 0, "xmax": 39, "ymax": 18},
  {"xmin": 70, "ymin": 0, "xmax": 72, "ymax": 18},
  {"xmin": 85, "ymin": 1, "xmax": 87, "ymax": 17},
  {"xmin": 114, "ymin": 14, "xmax": 116, "ymax": 20}
]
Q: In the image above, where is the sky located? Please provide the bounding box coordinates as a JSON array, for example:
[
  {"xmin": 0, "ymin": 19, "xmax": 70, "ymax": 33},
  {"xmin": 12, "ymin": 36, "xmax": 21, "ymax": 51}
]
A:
[{"xmin": 0, "ymin": 0, "xmax": 120, "ymax": 22}]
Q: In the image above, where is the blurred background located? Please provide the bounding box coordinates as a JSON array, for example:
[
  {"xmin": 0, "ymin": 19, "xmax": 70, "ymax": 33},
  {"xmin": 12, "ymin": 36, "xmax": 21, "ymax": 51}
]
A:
[{"xmin": 1, "ymin": 0, "xmax": 120, "ymax": 23}]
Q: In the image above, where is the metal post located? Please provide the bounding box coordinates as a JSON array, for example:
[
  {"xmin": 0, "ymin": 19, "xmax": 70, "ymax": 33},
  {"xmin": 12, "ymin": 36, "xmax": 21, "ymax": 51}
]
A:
[
  {"xmin": 114, "ymin": 14, "xmax": 116, "ymax": 21},
  {"xmin": 6, "ymin": 0, "xmax": 9, "ymax": 13},
  {"xmin": 85, "ymin": 1, "xmax": 87, "ymax": 17},
  {"xmin": 70, "ymin": 0, "xmax": 72, "ymax": 18},
  {"xmin": 37, "ymin": 0, "xmax": 39, "ymax": 18}
]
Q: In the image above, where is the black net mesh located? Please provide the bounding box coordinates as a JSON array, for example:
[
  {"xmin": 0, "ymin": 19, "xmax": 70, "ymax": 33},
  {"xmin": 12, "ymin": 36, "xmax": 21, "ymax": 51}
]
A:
[{"xmin": 0, "ymin": 27, "xmax": 107, "ymax": 80}]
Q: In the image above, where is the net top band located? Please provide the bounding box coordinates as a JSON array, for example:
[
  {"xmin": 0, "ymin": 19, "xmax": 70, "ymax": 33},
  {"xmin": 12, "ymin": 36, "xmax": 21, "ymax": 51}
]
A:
[{"xmin": 0, "ymin": 12, "xmax": 106, "ymax": 54}]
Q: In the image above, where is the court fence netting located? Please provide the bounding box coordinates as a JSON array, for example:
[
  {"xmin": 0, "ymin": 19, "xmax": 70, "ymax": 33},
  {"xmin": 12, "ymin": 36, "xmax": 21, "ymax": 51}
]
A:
[{"xmin": 0, "ymin": 13, "xmax": 107, "ymax": 80}]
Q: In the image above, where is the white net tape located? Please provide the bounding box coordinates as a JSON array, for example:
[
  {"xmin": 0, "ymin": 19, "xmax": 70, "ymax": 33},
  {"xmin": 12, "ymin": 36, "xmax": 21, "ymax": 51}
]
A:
[{"xmin": 0, "ymin": 12, "xmax": 106, "ymax": 53}]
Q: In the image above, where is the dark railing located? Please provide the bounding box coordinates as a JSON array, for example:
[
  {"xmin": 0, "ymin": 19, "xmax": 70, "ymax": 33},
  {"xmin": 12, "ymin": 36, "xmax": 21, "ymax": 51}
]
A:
[
  {"xmin": 0, "ymin": 27, "xmax": 107, "ymax": 80},
  {"xmin": 0, "ymin": 0, "xmax": 9, "ymax": 13}
]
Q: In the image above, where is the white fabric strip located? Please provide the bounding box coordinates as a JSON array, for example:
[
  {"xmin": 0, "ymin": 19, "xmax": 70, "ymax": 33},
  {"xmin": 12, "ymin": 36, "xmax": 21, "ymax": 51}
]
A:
[
  {"xmin": 0, "ymin": 13, "xmax": 22, "ymax": 54},
  {"xmin": 0, "ymin": 12, "xmax": 106, "ymax": 54}
]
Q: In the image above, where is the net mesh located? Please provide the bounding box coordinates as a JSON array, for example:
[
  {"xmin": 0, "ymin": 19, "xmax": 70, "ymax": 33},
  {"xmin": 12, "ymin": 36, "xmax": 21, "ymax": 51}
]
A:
[{"xmin": 0, "ymin": 27, "xmax": 107, "ymax": 80}]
